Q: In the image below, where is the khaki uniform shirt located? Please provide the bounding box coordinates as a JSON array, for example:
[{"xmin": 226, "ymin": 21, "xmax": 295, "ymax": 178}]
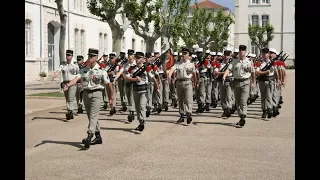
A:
[
  {"xmin": 76, "ymin": 63, "xmax": 110, "ymax": 90},
  {"xmin": 228, "ymin": 58, "xmax": 254, "ymax": 79},
  {"xmin": 57, "ymin": 62, "xmax": 80, "ymax": 81},
  {"xmin": 171, "ymin": 60, "xmax": 195, "ymax": 80}
]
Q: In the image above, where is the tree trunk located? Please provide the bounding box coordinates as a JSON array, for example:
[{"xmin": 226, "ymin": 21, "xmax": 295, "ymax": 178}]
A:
[
  {"xmin": 56, "ymin": 0, "xmax": 67, "ymax": 64},
  {"xmin": 145, "ymin": 38, "xmax": 156, "ymax": 53},
  {"xmin": 112, "ymin": 36, "xmax": 122, "ymax": 53}
]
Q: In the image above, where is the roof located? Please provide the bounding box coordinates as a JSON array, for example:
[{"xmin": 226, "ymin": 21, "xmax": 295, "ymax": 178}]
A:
[{"xmin": 189, "ymin": 0, "xmax": 226, "ymax": 10}]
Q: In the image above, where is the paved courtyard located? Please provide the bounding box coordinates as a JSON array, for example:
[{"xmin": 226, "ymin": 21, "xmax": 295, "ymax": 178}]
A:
[{"xmin": 25, "ymin": 70, "xmax": 295, "ymax": 180}]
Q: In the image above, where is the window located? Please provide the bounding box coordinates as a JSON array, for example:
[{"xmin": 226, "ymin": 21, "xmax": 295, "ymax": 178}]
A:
[
  {"xmin": 79, "ymin": 0, "xmax": 83, "ymax": 12},
  {"xmin": 104, "ymin": 34, "xmax": 108, "ymax": 54},
  {"xmin": 80, "ymin": 30, "xmax": 85, "ymax": 55},
  {"xmin": 261, "ymin": 0, "xmax": 269, "ymax": 3},
  {"xmin": 251, "ymin": 42, "xmax": 259, "ymax": 55},
  {"xmin": 74, "ymin": 0, "xmax": 77, "ymax": 10},
  {"xmin": 141, "ymin": 40, "xmax": 144, "ymax": 51},
  {"xmin": 261, "ymin": 15, "xmax": 269, "ymax": 26},
  {"xmin": 251, "ymin": 15, "xmax": 259, "ymax": 25},
  {"xmin": 74, "ymin": 29, "xmax": 79, "ymax": 56},
  {"xmin": 25, "ymin": 20, "xmax": 31, "ymax": 56},
  {"xmin": 251, "ymin": 0, "xmax": 259, "ymax": 4},
  {"xmin": 189, "ymin": 10, "xmax": 193, "ymax": 16},
  {"xmin": 132, "ymin": 38, "xmax": 135, "ymax": 50},
  {"xmin": 99, "ymin": 33, "xmax": 103, "ymax": 56},
  {"xmin": 122, "ymin": 37, "xmax": 126, "ymax": 50}
]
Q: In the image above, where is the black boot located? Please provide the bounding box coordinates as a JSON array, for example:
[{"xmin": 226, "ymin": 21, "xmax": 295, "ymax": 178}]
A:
[
  {"xmin": 279, "ymin": 96, "xmax": 283, "ymax": 104},
  {"xmin": 77, "ymin": 104, "xmax": 83, "ymax": 114},
  {"xmin": 152, "ymin": 104, "xmax": 158, "ymax": 112},
  {"xmin": 157, "ymin": 103, "xmax": 163, "ymax": 113},
  {"xmin": 230, "ymin": 105, "xmax": 236, "ymax": 114},
  {"xmin": 221, "ymin": 110, "xmax": 226, "ymax": 118},
  {"xmin": 120, "ymin": 104, "xmax": 127, "ymax": 111},
  {"xmin": 135, "ymin": 124, "xmax": 144, "ymax": 132},
  {"xmin": 195, "ymin": 104, "xmax": 201, "ymax": 113},
  {"xmin": 273, "ymin": 107, "xmax": 279, "ymax": 117},
  {"xmin": 186, "ymin": 113, "xmax": 192, "ymax": 124},
  {"xmin": 267, "ymin": 108, "xmax": 273, "ymax": 119},
  {"xmin": 91, "ymin": 131, "xmax": 103, "ymax": 145},
  {"xmin": 205, "ymin": 103, "xmax": 210, "ymax": 111},
  {"xmin": 236, "ymin": 115, "xmax": 246, "ymax": 127},
  {"xmin": 127, "ymin": 111, "xmax": 135, "ymax": 122},
  {"xmin": 103, "ymin": 101, "xmax": 108, "ymax": 110},
  {"xmin": 82, "ymin": 133, "xmax": 94, "ymax": 149},
  {"xmin": 213, "ymin": 100, "xmax": 218, "ymax": 108},
  {"xmin": 225, "ymin": 108, "xmax": 231, "ymax": 118},
  {"xmin": 177, "ymin": 114, "xmax": 184, "ymax": 123},
  {"xmin": 261, "ymin": 110, "xmax": 267, "ymax": 118},
  {"xmin": 146, "ymin": 107, "xmax": 151, "ymax": 117},
  {"xmin": 66, "ymin": 110, "xmax": 73, "ymax": 120},
  {"xmin": 109, "ymin": 107, "xmax": 116, "ymax": 115},
  {"xmin": 163, "ymin": 102, "xmax": 169, "ymax": 111},
  {"xmin": 173, "ymin": 99, "xmax": 178, "ymax": 108},
  {"xmin": 199, "ymin": 103, "xmax": 204, "ymax": 113}
]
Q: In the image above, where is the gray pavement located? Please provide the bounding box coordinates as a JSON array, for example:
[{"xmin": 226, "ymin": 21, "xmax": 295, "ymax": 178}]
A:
[
  {"xmin": 25, "ymin": 81, "xmax": 61, "ymax": 95},
  {"xmin": 25, "ymin": 70, "xmax": 295, "ymax": 180}
]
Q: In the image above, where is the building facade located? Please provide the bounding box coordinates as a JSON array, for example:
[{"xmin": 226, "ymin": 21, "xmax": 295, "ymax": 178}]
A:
[
  {"xmin": 177, "ymin": 0, "xmax": 235, "ymax": 51},
  {"xmin": 25, "ymin": 0, "xmax": 161, "ymax": 82},
  {"xmin": 235, "ymin": 0, "xmax": 295, "ymax": 64}
]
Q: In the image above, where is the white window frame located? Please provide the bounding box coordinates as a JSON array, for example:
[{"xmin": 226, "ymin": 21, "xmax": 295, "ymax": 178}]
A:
[
  {"xmin": 251, "ymin": 15, "xmax": 259, "ymax": 25},
  {"xmin": 261, "ymin": 15, "xmax": 269, "ymax": 26},
  {"xmin": 122, "ymin": 37, "xmax": 126, "ymax": 50},
  {"xmin": 25, "ymin": 20, "xmax": 31, "ymax": 57},
  {"xmin": 132, "ymin": 38, "xmax": 135, "ymax": 50},
  {"xmin": 103, "ymin": 34, "xmax": 108, "ymax": 54},
  {"xmin": 141, "ymin": 40, "xmax": 144, "ymax": 51},
  {"xmin": 79, "ymin": 0, "xmax": 83, "ymax": 12},
  {"xmin": 261, "ymin": 0, "xmax": 270, "ymax": 4},
  {"xmin": 251, "ymin": 0, "xmax": 259, "ymax": 4},
  {"xmin": 80, "ymin": 30, "xmax": 85, "ymax": 55},
  {"xmin": 99, "ymin": 33, "xmax": 103, "ymax": 56},
  {"xmin": 74, "ymin": 29, "xmax": 79, "ymax": 56},
  {"xmin": 74, "ymin": 0, "xmax": 77, "ymax": 10}
]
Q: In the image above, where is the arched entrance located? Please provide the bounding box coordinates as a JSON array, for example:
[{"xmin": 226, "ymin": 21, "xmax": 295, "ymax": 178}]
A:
[{"xmin": 47, "ymin": 21, "xmax": 60, "ymax": 72}]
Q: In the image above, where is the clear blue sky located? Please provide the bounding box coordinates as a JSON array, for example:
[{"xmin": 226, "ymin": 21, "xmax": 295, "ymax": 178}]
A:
[{"xmin": 191, "ymin": 0, "xmax": 235, "ymax": 13}]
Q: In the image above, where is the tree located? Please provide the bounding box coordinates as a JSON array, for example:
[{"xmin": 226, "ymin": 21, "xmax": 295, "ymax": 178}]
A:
[
  {"xmin": 55, "ymin": 0, "xmax": 67, "ymax": 64},
  {"xmin": 87, "ymin": 0, "xmax": 130, "ymax": 53},
  {"xmin": 180, "ymin": 3, "xmax": 234, "ymax": 51},
  {"xmin": 248, "ymin": 24, "xmax": 274, "ymax": 56},
  {"xmin": 124, "ymin": 0, "xmax": 190, "ymax": 52}
]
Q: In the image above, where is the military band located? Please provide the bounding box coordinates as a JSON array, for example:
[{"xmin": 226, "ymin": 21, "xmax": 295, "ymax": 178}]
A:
[{"xmin": 55, "ymin": 43, "xmax": 287, "ymax": 149}]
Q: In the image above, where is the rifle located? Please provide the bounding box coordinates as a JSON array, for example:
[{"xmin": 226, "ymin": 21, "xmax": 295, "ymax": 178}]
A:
[
  {"xmin": 281, "ymin": 55, "xmax": 289, "ymax": 62},
  {"xmin": 217, "ymin": 57, "xmax": 233, "ymax": 80},
  {"xmin": 261, "ymin": 51, "xmax": 283, "ymax": 71}
]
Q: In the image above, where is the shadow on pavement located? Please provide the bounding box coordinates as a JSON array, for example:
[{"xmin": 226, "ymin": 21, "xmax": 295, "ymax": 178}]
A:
[
  {"xmin": 100, "ymin": 127, "xmax": 141, "ymax": 134},
  {"xmin": 32, "ymin": 117, "xmax": 67, "ymax": 122},
  {"xmin": 192, "ymin": 121, "xmax": 239, "ymax": 128},
  {"xmin": 34, "ymin": 140, "xmax": 84, "ymax": 149}
]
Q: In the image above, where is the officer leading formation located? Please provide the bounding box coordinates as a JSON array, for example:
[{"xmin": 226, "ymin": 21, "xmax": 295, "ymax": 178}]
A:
[{"xmin": 53, "ymin": 44, "xmax": 287, "ymax": 149}]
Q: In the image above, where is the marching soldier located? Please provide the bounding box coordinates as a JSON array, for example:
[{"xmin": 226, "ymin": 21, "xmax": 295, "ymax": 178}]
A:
[
  {"xmin": 124, "ymin": 52, "xmax": 159, "ymax": 131},
  {"xmin": 169, "ymin": 52, "xmax": 178, "ymax": 107},
  {"xmin": 105, "ymin": 52, "xmax": 118, "ymax": 115},
  {"xmin": 144, "ymin": 52, "xmax": 153, "ymax": 116},
  {"xmin": 268, "ymin": 48, "xmax": 281, "ymax": 117},
  {"xmin": 151, "ymin": 50, "xmax": 163, "ymax": 113},
  {"xmin": 195, "ymin": 49, "xmax": 212, "ymax": 112},
  {"xmin": 214, "ymin": 47, "xmax": 234, "ymax": 118},
  {"xmin": 63, "ymin": 48, "xmax": 114, "ymax": 149},
  {"xmin": 115, "ymin": 50, "xmax": 128, "ymax": 111},
  {"xmin": 76, "ymin": 55, "xmax": 85, "ymax": 113},
  {"xmin": 100, "ymin": 54, "xmax": 109, "ymax": 110},
  {"xmin": 223, "ymin": 45, "xmax": 256, "ymax": 127},
  {"xmin": 255, "ymin": 47, "xmax": 276, "ymax": 119},
  {"xmin": 232, "ymin": 48, "xmax": 239, "ymax": 58},
  {"xmin": 211, "ymin": 52, "xmax": 222, "ymax": 108},
  {"xmin": 51, "ymin": 50, "xmax": 80, "ymax": 120},
  {"xmin": 167, "ymin": 47, "xmax": 196, "ymax": 124},
  {"xmin": 115, "ymin": 49, "xmax": 137, "ymax": 122},
  {"xmin": 157, "ymin": 50, "xmax": 170, "ymax": 112}
]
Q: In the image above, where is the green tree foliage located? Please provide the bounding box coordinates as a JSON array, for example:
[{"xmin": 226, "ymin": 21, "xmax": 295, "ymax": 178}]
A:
[
  {"xmin": 124, "ymin": 0, "xmax": 190, "ymax": 52},
  {"xmin": 180, "ymin": 3, "xmax": 234, "ymax": 51},
  {"xmin": 248, "ymin": 24, "xmax": 275, "ymax": 55},
  {"xmin": 87, "ymin": 0, "xmax": 130, "ymax": 52}
]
